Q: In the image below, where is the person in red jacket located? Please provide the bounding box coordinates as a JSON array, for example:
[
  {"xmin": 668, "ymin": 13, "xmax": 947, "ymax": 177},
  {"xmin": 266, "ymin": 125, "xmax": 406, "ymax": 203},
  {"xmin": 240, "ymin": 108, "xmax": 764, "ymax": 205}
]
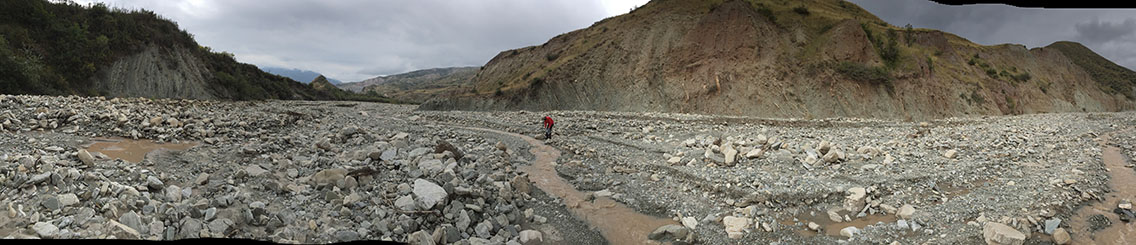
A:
[{"xmin": 542, "ymin": 116, "xmax": 554, "ymax": 139}]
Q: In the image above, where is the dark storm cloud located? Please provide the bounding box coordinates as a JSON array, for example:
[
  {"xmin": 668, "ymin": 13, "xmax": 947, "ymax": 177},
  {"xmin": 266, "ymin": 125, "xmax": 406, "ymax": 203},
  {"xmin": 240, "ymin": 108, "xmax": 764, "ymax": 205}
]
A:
[
  {"xmin": 1075, "ymin": 18, "xmax": 1136, "ymax": 44},
  {"xmin": 76, "ymin": 0, "xmax": 616, "ymax": 82},
  {"xmin": 848, "ymin": 0, "xmax": 1136, "ymax": 70}
]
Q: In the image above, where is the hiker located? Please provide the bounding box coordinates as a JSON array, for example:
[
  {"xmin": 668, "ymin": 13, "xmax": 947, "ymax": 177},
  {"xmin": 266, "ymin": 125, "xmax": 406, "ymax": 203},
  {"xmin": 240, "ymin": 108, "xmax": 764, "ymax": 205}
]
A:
[{"xmin": 542, "ymin": 116, "xmax": 554, "ymax": 139}]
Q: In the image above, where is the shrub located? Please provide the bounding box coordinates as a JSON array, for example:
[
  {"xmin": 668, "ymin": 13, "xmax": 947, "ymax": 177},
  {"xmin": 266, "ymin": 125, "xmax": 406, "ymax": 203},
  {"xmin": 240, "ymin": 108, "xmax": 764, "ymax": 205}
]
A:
[
  {"xmin": 836, "ymin": 62, "xmax": 893, "ymax": 92},
  {"xmin": 793, "ymin": 6, "xmax": 810, "ymax": 15}
]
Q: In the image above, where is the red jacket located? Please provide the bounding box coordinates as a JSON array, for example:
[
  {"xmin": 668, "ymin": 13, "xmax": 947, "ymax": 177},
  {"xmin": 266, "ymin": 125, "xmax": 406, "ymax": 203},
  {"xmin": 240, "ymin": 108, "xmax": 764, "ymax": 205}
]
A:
[{"xmin": 543, "ymin": 116, "xmax": 554, "ymax": 128}]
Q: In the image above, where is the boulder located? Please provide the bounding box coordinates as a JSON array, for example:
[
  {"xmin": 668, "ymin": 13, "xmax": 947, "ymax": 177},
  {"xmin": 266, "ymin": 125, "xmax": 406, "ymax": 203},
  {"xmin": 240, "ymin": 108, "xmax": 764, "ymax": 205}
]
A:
[
  {"xmin": 413, "ymin": 179, "xmax": 447, "ymax": 209},
  {"xmin": 983, "ymin": 222, "xmax": 1026, "ymax": 245}
]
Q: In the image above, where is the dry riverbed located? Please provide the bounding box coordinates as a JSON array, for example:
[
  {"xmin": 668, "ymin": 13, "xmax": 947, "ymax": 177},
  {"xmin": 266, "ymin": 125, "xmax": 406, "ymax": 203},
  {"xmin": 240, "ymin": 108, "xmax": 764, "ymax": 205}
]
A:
[{"xmin": 1, "ymin": 95, "xmax": 1134, "ymax": 244}]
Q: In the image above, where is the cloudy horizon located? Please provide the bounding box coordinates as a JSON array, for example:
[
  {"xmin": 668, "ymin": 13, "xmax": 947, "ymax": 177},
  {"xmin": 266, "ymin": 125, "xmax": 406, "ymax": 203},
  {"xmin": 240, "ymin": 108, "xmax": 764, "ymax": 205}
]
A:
[{"xmin": 72, "ymin": 0, "xmax": 1136, "ymax": 83}]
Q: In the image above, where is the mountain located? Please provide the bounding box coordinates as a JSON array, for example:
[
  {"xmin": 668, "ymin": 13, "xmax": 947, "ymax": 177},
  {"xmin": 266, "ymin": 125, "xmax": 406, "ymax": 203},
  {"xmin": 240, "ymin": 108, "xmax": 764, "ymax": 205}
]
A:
[
  {"xmin": 420, "ymin": 0, "xmax": 1135, "ymax": 119},
  {"xmin": 336, "ymin": 67, "xmax": 478, "ymax": 103},
  {"xmin": 261, "ymin": 67, "xmax": 342, "ymax": 84},
  {"xmin": 0, "ymin": 0, "xmax": 361, "ymax": 101}
]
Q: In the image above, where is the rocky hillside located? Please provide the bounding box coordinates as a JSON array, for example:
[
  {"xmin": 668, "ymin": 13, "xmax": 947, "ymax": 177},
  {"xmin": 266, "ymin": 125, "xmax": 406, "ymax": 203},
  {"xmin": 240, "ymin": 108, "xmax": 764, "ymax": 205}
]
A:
[
  {"xmin": 351, "ymin": 67, "xmax": 479, "ymax": 104},
  {"xmin": 420, "ymin": 0, "xmax": 1136, "ymax": 120},
  {"xmin": 0, "ymin": 0, "xmax": 355, "ymax": 101},
  {"xmin": 338, "ymin": 67, "xmax": 478, "ymax": 103}
]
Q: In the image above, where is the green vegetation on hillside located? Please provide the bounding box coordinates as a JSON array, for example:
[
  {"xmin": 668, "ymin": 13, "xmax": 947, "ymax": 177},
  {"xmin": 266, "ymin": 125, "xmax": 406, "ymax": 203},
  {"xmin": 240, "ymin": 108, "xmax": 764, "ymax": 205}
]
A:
[
  {"xmin": 1049, "ymin": 41, "xmax": 1136, "ymax": 99},
  {"xmin": 0, "ymin": 0, "xmax": 382, "ymax": 101},
  {"xmin": 836, "ymin": 61, "xmax": 893, "ymax": 93},
  {"xmin": 310, "ymin": 75, "xmax": 399, "ymax": 103}
]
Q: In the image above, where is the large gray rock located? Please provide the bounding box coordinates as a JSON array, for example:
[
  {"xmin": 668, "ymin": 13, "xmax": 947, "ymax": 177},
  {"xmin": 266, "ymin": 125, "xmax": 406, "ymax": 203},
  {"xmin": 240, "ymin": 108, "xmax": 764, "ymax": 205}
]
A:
[
  {"xmin": 418, "ymin": 159, "xmax": 444, "ymax": 176},
  {"xmin": 32, "ymin": 222, "xmax": 59, "ymax": 238},
  {"xmin": 395, "ymin": 195, "xmax": 417, "ymax": 212},
  {"xmin": 518, "ymin": 230, "xmax": 543, "ymax": 244},
  {"xmin": 312, "ymin": 168, "xmax": 347, "ymax": 187},
  {"xmin": 413, "ymin": 179, "xmax": 447, "ymax": 209},
  {"xmin": 77, "ymin": 149, "xmax": 95, "ymax": 166},
  {"xmin": 983, "ymin": 222, "xmax": 1026, "ymax": 245},
  {"xmin": 245, "ymin": 165, "xmax": 267, "ymax": 177},
  {"xmin": 58, "ymin": 193, "xmax": 79, "ymax": 207},
  {"xmin": 723, "ymin": 216, "xmax": 749, "ymax": 239},
  {"xmin": 647, "ymin": 224, "xmax": 690, "ymax": 241},
  {"xmin": 119, "ymin": 211, "xmax": 144, "ymax": 234},
  {"xmin": 146, "ymin": 176, "xmax": 164, "ymax": 190}
]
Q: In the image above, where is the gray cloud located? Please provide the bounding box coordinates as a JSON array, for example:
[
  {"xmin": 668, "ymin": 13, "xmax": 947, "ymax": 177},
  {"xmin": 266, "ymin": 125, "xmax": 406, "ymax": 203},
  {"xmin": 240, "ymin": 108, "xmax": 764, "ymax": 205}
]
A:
[
  {"xmin": 76, "ymin": 0, "xmax": 627, "ymax": 82},
  {"xmin": 1075, "ymin": 18, "xmax": 1136, "ymax": 44}
]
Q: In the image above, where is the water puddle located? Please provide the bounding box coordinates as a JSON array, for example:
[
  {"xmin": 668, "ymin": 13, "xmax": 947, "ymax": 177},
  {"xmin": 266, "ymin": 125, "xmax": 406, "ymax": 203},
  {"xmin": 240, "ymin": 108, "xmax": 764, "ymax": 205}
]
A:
[
  {"xmin": 1069, "ymin": 129, "xmax": 1136, "ymax": 244},
  {"xmin": 783, "ymin": 210, "xmax": 898, "ymax": 237},
  {"xmin": 461, "ymin": 127, "xmax": 678, "ymax": 244},
  {"xmin": 84, "ymin": 138, "xmax": 198, "ymax": 163}
]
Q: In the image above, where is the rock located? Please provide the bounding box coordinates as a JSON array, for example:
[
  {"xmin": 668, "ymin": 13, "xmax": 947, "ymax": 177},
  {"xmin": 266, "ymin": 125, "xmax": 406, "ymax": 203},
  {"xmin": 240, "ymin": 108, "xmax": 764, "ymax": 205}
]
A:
[
  {"xmin": 380, "ymin": 149, "xmax": 398, "ymax": 161},
  {"xmin": 827, "ymin": 209, "xmax": 843, "ymax": 223},
  {"xmin": 434, "ymin": 140, "xmax": 464, "ymax": 161},
  {"xmin": 245, "ymin": 165, "xmax": 267, "ymax": 177},
  {"xmin": 511, "ymin": 176, "xmax": 531, "ymax": 194},
  {"xmin": 146, "ymin": 176, "xmax": 164, "ymax": 190},
  {"xmin": 475, "ymin": 220, "xmax": 493, "ymax": 238},
  {"xmin": 880, "ymin": 204, "xmax": 897, "ymax": 214},
  {"xmin": 723, "ymin": 216, "xmax": 750, "ymax": 239},
  {"xmin": 883, "ymin": 155, "xmax": 895, "ymax": 165},
  {"xmin": 195, "ymin": 173, "xmax": 209, "ymax": 185},
  {"xmin": 77, "ymin": 149, "xmax": 95, "ymax": 166},
  {"xmin": 178, "ymin": 218, "xmax": 204, "ymax": 239},
  {"xmin": 845, "ymin": 187, "xmax": 867, "ymax": 211},
  {"xmin": 395, "ymin": 195, "xmax": 416, "ymax": 211},
  {"xmin": 594, "ymin": 190, "xmax": 613, "ymax": 198},
  {"xmin": 335, "ymin": 230, "xmax": 361, "ymax": 242},
  {"xmin": 418, "ymin": 159, "xmax": 444, "ymax": 176},
  {"xmin": 58, "ymin": 193, "xmax": 79, "ymax": 207},
  {"xmin": 823, "ymin": 149, "xmax": 844, "ymax": 163},
  {"xmin": 983, "ymin": 222, "xmax": 1026, "ymax": 245},
  {"xmin": 723, "ymin": 144, "xmax": 738, "ymax": 166},
  {"xmin": 413, "ymin": 179, "xmax": 447, "ymax": 209},
  {"xmin": 944, "ymin": 149, "xmax": 958, "ymax": 159},
  {"xmin": 33, "ymin": 222, "xmax": 59, "ymax": 238},
  {"xmin": 312, "ymin": 168, "xmax": 348, "ymax": 187},
  {"xmin": 518, "ymin": 230, "xmax": 543, "ymax": 244},
  {"xmin": 745, "ymin": 148, "xmax": 763, "ymax": 159},
  {"xmin": 897, "ymin": 204, "xmax": 915, "ymax": 219},
  {"xmin": 208, "ymin": 218, "xmax": 233, "ymax": 234},
  {"xmin": 496, "ymin": 141, "xmax": 507, "ymax": 151},
  {"xmin": 682, "ymin": 216, "xmax": 698, "ymax": 230},
  {"xmin": 42, "ymin": 196, "xmax": 60, "ymax": 210},
  {"xmin": 1052, "ymin": 228, "xmax": 1070, "ymax": 244},
  {"xmin": 456, "ymin": 210, "xmax": 471, "ymax": 230},
  {"xmin": 166, "ymin": 185, "xmax": 183, "ymax": 202},
  {"xmin": 409, "ymin": 147, "xmax": 432, "ymax": 158},
  {"xmin": 667, "ymin": 156, "xmax": 683, "ymax": 165},
  {"xmin": 817, "ymin": 140, "xmax": 836, "ymax": 154},
  {"xmin": 839, "ymin": 226, "xmax": 859, "ymax": 238},
  {"xmin": 343, "ymin": 192, "xmax": 362, "ymax": 206},
  {"xmin": 120, "ymin": 211, "xmax": 144, "ymax": 233},
  {"xmin": 1120, "ymin": 200, "xmax": 1133, "ymax": 210},
  {"xmin": 647, "ymin": 224, "xmax": 689, "ymax": 241},
  {"xmin": 1044, "ymin": 218, "xmax": 1061, "ymax": 234},
  {"xmin": 807, "ymin": 222, "xmax": 820, "ymax": 231}
]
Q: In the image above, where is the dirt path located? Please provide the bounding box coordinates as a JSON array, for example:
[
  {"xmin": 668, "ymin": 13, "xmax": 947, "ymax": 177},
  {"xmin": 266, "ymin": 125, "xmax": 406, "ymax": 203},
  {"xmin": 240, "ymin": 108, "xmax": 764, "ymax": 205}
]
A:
[
  {"xmin": 460, "ymin": 127, "xmax": 678, "ymax": 245},
  {"xmin": 1070, "ymin": 128, "xmax": 1136, "ymax": 244}
]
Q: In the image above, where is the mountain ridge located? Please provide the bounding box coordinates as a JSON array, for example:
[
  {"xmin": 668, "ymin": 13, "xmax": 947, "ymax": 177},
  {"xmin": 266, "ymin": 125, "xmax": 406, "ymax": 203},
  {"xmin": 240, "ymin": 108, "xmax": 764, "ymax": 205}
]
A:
[{"xmin": 420, "ymin": 0, "xmax": 1135, "ymax": 119}]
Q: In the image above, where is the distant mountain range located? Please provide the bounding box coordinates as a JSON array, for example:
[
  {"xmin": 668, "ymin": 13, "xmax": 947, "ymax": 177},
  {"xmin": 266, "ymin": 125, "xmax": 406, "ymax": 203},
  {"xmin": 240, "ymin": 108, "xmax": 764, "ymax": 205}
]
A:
[
  {"xmin": 260, "ymin": 67, "xmax": 342, "ymax": 85},
  {"xmin": 337, "ymin": 67, "xmax": 478, "ymax": 103}
]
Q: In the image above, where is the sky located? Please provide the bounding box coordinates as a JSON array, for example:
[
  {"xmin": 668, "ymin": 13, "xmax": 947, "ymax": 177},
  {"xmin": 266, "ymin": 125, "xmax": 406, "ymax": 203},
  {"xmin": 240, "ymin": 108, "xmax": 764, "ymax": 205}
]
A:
[{"xmin": 71, "ymin": 0, "xmax": 1136, "ymax": 82}]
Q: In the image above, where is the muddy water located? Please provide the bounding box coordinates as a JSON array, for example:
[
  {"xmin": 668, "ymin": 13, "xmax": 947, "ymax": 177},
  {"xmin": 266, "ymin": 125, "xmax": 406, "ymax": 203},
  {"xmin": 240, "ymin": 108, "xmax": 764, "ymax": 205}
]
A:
[
  {"xmin": 462, "ymin": 127, "xmax": 678, "ymax": 245},
  {"xmin": 1069, "ymin": 129, "xmax": 1136, "ymax": 244},
  {"xmin": 787, "ymin": 211, "xmax": 898, "ymax": 237},
  {"xmin": 84, "ymin": 138, "xmax": 197, "ymax": 163}
]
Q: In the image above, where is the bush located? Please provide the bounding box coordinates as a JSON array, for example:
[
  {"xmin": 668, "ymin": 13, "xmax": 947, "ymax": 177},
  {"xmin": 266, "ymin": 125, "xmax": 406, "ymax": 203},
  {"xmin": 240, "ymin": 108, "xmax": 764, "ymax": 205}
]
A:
[
  {"xmin": 836, "ymin": 62, "xmax": 893, "ymax": 91},
  {"xmin": 793, "ymin": 6, "xmax": 810, "ymax": 15}
]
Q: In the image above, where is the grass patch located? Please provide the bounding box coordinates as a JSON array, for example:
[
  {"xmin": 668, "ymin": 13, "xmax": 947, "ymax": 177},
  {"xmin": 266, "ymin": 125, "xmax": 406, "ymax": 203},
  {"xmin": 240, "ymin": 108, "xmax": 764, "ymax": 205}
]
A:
[{"xmin": 837, "ymin": 62, "xmax": 893, "ymax": 93}]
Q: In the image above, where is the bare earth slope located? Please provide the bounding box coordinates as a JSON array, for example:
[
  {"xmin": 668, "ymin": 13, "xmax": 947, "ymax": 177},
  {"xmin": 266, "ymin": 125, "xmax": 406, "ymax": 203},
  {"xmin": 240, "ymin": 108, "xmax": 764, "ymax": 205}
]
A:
[{"xmin": 420, "ymin": 0, "xmax": 1135, "ymax": 120}]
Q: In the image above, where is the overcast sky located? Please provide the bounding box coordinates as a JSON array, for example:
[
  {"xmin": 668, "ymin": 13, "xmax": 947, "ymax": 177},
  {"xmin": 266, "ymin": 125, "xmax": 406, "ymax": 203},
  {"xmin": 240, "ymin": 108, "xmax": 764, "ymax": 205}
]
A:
[{"xmin": 73, "ymin": 0, "xmax": 1136, "ymax": 82}]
